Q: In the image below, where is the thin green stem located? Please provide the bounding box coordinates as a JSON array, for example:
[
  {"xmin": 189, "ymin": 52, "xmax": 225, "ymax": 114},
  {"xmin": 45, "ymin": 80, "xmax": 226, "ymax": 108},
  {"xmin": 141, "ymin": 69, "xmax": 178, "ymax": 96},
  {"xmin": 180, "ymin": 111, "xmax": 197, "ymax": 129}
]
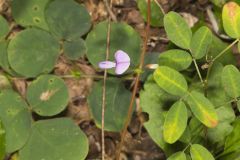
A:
[
  {"xmin": 153, "ymin": 0, "xmax": 166, "ymax": 15},
  {"xmin": 193, "ymin": 58, "xmax": 204, "ymax": 85},
  {"xmin": 183, "ymin": 143, "xmax": 192, "ymax": 152},
  {"xmin": 205, "ymin": 39, "xmax": 239, "ymax": 89},
  {"xmin": 212, "ymin": 39, "xmax": 239, "ymax": 62}
]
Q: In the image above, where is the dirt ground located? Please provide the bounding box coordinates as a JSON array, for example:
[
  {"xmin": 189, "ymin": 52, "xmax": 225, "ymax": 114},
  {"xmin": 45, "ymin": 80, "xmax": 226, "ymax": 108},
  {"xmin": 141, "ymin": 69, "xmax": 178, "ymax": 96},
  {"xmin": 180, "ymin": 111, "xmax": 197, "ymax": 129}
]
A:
[{"xmin": 0, "ymin": 0, "xmax": 224, "ymax": 160}]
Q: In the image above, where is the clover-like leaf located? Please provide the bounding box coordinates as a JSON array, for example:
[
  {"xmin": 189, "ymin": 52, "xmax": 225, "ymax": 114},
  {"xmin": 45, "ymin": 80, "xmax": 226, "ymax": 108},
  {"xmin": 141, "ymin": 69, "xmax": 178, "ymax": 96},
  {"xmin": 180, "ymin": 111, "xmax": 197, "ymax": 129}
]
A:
[
  {"xmin": 8, "ymin": 28, "xmax": 60, "ymax": 78},
  {"xmin": 11, "ymin": 0, "xmax": 50, "ymax": 30},
  {"xmin": 158, "ymin": 49, "xmax": 192, "ymax": 71},
  {"xmin": 0, "ymin": 90, "xmax": 31, "ymax": 153},
  {"xmin": 19, "ymin": 118, "xmax": 89, "ymax": 160},
  {"xmin": 190, "ymin": 26, "xmax": 212, "ymax": 59},
  {"xmin": 45, "ymin": 0, "xmax": 91, "ymax": 41},
  {"xmin": 186, "ymin": 91, "xmax": 218, "ymax": 128},
  {"xmin": 221, "ymin": 65, "xmax": 240, "ymax": 98},
  {"xmin": 86, "ymin": 21, "xmax": 141, "ymax": 71},
  {"xmin": 0, "ymin": 15, "xmax": 9, "ymax": 40},
  {"xmin": 190, "ymin": 144, "xmax": 215, "ymax": 160},
  {"xmin": 154, "ymin": 66, "xmax": 188, "ymax": 96},
  {"xmin": 167, "ymin": 152, "xmax": 186, "ymax": 160},
  {"xmin": 222, "ymin": 2, "xmax": 240, "ymax": 38},
  {"xmin": 27, "ymin": 75, "xmax": 69, "ymax": 116},
  {"xmin": 163, "ymin": 100, "xmax": 188, "ymax": 144},
  {"xmin": 88, "ymin": 79, "xmax": 132, "ymax": 132},
  {"xmin": 164, "ymin": 11, "xmax": 192, "ymax": 49},
  {"xmin": 137, "ymin": 0, "xmax": 164, "ymax": 27},
  {"xmin": 63, "ymin": 38, "xmax": 86, "ymax": 60}
]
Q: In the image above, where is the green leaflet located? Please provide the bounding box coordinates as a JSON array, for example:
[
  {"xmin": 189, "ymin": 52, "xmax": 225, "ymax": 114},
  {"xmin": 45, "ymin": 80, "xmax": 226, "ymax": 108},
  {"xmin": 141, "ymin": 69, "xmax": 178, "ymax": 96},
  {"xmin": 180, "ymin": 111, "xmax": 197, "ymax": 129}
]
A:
[
  {"xmin": 167, "ymin": 152, "xmax": 186, "ymax": 160},
  {"xmin": 222, "ymin": 2, "xmax": 240, "ymax": 38},
  {"xmin": 221, "ymin": 118, "xmax": 240, "ymax": 156},
  {"xmin": 164, "ymin": 11, "xmax": 192, "ymax": 49},
  {"xmin": 0, "ymin": 15, "xmax": 9, "ymax": 40},
  {"xmin": 186, "ymin": 91, "xmax": 218, "ymax": 128},
  {"xmin": 45, "ymin": 0, "xmax": 91, "ymax": 40},
  {"xmin": 190, "ymin": 144, "xmax": 215, "ymax": 160},
  {"xmin": 8, "ymin": 28, "xmax": 60, "ymax": 78},
  {"xmin": 221, "ymin": 65, "xmax": 240, "ymax": 98},
  {"xmin": 88, "ymin": 79, "xmax": 132, "ymax": 132},
  {"xmin": 19, "ymin": 118, "xmax": 89, "ymax": 160},
  {"xmin": 163, "ymin": 101, "xmax": 188, "ymax": 144},
  {"xmin": 190, "ymin": 26, "xmax": 212, "ymax": 59},
  {"xmin": 26, "ymin": 75, "xmax": 69, "ymax": 116},
  {"xmin": 11, "ymin": 0, "xmax": 50, "ymax": 30},
  {"xmin": 153, "ymin": 66, "xmax": 188, "ymax": 96},
  {"xmin": 0, "ymin": 90, "xmax": 31, "ymax": 153},
  {"xmin": 158, "ymin": 49, "xmax": 192, "ymax": 71}
]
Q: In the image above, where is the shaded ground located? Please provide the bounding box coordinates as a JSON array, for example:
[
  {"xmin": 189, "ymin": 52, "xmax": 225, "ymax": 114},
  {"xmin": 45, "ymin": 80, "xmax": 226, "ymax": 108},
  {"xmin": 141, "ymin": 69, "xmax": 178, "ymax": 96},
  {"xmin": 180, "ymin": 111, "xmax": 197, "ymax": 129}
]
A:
[{"xmin": 0, "ymin": 0, "xmax": 232, "ymax": 159}]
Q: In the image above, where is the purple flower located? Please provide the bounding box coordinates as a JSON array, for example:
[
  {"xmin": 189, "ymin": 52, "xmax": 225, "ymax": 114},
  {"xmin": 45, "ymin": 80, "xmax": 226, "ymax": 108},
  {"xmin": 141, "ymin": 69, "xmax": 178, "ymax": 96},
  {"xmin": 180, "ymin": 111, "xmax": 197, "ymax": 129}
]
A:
[{"xmin": 98, "ymin": 50, "xmax": 130, "ymax": 75}]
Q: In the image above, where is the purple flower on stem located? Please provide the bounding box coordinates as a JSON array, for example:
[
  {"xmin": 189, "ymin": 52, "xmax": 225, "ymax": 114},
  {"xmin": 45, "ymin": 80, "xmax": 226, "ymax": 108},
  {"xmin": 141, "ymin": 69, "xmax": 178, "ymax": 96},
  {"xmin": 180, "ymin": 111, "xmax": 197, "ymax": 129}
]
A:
[{"xmin": 98, "ymin": 50, "xmax": 130, "ymax": 75}]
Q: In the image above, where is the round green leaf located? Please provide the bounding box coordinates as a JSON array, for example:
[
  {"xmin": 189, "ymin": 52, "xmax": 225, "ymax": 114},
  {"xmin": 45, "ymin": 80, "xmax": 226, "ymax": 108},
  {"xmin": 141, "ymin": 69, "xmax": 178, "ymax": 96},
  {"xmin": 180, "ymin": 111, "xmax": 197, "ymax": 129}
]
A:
[
  {"xmin": 164, "ymin": 11, "xmax": 192, "ymax": 49},
  {"xmin": 0, "ymin": 15, "xmax": 9, "ymax": 40},
  {"xmin": 19, "ymin": 118, "xmax": 89, "ymax": 160},
  {"xmin": 0, "ymin": 41, "xmax": 20, "ymax": 76},
  {"xmin": 158, "ymin": 49, "xmax": 192, "ymax": 71},
  {"xmin": 0, "ymin": 90, "xmax": 31, "ymax": 153},
  {"xmin": 221, "ymin": 65, "xmax": 240, "ymax": 98},
  {"xmin": 27, "ymin": 75, "xmax": 69, "ymax": 116},
  {"xmin": 190, "ymin": 144, "xmax": 215, "ymax": 160},
  {"xmin": 222, "ymin": 2, "xmax": 240, "ymax": 38},
  {"xmin": 0, "ymin": 120, "xmax": 5, "ymax": 160},
  {"xmin": 86, "ymin": 21, "xmax": 141, "ymax": 69},
  {"xmin": 167, "ymin": 152, "xmax": 186, "ymax": 160},
  {"xmin": 8, "ymin": 28, "xmax": 60, "ymax": 78},
  {"xmin": 137, "ymin": 0, "xmax": 164, "ymax": 27},
  {"xmin": 186, "ymin": 91, "xmax": 218, "ymax": 128},
  {"xmin": 45, "ymin": 0, "xmax": 91, "ymax": 40},
  {"xmin": 11, "ymin": 0, "xmax": 50, "ymax": 30},
  {"xmin": 153, "ymin": 66, "xmax": 188, "ymax": 96},
  {"xmin": 88, "ymin": 79, "xmax": 132, "ymax": 132},
  {"xmin": 63, "ymin": 38, "xmax": 86, "ymax": 60},
  {"xmin": 190, "ymin": 26, "xmax": 212, "ymax": 59},
  {"xmin": 163, "ymin": 101, "xmax": 188, "ymax": 144}
]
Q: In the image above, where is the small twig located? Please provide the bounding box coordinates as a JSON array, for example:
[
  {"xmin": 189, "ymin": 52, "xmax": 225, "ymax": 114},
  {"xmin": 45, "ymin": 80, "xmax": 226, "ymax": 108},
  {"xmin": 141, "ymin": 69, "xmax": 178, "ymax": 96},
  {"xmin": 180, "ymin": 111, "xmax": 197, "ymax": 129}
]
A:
[
  {"xmin": 103, "ymin": 0, "xmax": 117, "ymax": 22},
  {"xmin": 101, "ymin": 0, "xmax": 112, "ymax": 159},
  {"xmin": 115, "ymin": 0, "xmax": 151, "ymax": 159}
]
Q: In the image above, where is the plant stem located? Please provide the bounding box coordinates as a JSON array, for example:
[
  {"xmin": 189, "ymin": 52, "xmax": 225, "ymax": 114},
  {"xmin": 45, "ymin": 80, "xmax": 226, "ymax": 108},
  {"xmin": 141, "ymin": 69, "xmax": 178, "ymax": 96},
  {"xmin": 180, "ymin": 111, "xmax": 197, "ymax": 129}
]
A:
[
  {"xmin": 212, "ymin": 39, "xmax": 239, "ymax": 62},
  {"xmin": 115, "ymin": 0, "xmax": 151, "ymax": 159},
  {"xmin": 102, "ymin": 0, "xmax": 112, "ymax": 159},
  {"xmin": 193, "ymin": 58, "xmax": 204, "ymax": 85},
  {"xmin": 205, "ymin": 38, "xmax": 239, "ymax": 88}
]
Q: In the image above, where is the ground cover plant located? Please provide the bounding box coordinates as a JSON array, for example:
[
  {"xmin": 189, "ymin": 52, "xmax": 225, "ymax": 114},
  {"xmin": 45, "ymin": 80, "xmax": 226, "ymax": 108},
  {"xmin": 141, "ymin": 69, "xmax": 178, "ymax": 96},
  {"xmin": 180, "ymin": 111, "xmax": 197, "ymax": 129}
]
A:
[{"xmin": 0, "ymin": 0, "xmax": 240, "ymax": 159}]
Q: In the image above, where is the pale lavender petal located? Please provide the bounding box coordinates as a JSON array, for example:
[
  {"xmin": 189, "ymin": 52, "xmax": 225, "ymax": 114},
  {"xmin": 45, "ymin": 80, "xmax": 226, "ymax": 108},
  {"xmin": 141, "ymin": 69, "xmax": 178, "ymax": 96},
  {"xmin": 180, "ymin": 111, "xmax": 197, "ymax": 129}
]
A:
[
  {"xmin": 115, "ymin": 50, "xmax": 130, "ymax": 64},
  {"xmin": 115, "ymin": 62, "xmax": 130, "ymax": 75},
  {"xmin": 98, "ymin": 61, "xmax": 116, "ymax": 69}
]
